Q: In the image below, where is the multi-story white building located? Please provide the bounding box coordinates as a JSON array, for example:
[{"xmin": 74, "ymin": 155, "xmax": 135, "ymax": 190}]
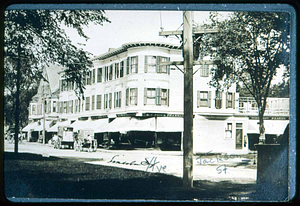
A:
[{"xmin": 24, "ymin": 41, "xmax": 289, "ymax": 153}]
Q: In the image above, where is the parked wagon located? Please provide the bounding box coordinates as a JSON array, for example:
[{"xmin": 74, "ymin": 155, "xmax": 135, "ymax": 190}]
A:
[
  {"xmin": 74, "ymin": 129, "xmax": 97, "ymax": 152},
  {"xmin": 54, "ymin": 126, "xmax": 74, "ymax": 149}
]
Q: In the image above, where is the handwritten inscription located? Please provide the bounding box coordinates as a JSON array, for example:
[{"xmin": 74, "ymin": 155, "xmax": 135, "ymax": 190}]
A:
[
  {"xmin": 108, "ymin": 155, "xmax": 167, "ymax": 173},
  {"xmin": 196, "ymin": 151, "xmax": 245, "ymax": 174},
  {"xmin": 196, "ymin": 151, "xmax": 241, "ymax": 165}
]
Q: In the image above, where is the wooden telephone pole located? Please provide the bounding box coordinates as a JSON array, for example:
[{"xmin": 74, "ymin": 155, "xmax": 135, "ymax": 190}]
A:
[
  {"xmin": 159, "ymin": 11, "xmax": 219, "ymax": 188},
  {"xmin": 182, "ymin": 11, "xmax": 194, "ymax": 188}
]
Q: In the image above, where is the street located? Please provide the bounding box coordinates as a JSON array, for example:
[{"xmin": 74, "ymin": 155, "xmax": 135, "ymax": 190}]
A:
[{"xmin": 4, "ymin": 140, "xmax": 258, "ymax": 201}]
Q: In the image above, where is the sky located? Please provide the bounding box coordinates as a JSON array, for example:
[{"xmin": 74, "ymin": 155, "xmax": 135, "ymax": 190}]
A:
[
  {"xmin": 65, "ymin": 10, "xmax": 217, "ymax": 57},
  {"xmin": 64, "ymin": 10, "xmax": 285, "ymax": 84}
]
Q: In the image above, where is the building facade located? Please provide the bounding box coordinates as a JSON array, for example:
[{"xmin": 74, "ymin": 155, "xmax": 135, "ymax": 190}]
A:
[{"xmin": 25, "ymin": 42, "xmax": 289, "ymax": 154}]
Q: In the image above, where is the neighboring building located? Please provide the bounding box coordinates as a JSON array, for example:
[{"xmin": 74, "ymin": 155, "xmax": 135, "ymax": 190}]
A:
[
  {"xmin": 23, "ymin": 64, "xmax": 64, "ymax": 142},
  {"xmin": 24, "ymin": 41, "xmax": 289, "ymax": 154}
]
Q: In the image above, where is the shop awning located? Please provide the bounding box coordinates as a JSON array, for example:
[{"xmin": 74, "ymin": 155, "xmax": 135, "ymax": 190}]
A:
[
  {"xmin": 34, "ymin": 121, "xmax": 53, "ymax": 132},
  {"xmin": 70, "ymin": 120, "xmax": 94, "ymax": 132},
  {"xmin": 125, "ymin": 117, "xmax": 156, "ymax": 132},
  {"xmin": 247, "ymin": 120, "xmax": 289, "ymax": 135},
  {"xmin": 105, "ymin": 117, "xmax": 131, "ymax": 133},
  {"xmin": 48, "ymin": 121, "xmax": 70, "ymax": 132},
  {"xmin": 22, "ymin": 122, "xmax": 39, "ymax": 132},
  {"xmin": 156, "ymin": 117, "xmax": 183, "ymax": 132},
  {"xmin": 93, "ymin": 119, "xmax": 110, "ymax": 133}
]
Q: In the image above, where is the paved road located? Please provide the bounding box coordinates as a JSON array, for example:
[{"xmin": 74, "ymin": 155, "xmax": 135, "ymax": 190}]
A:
[{"xmin": 4, "ymin": 140, "xmax": 257, "ymax": 184}]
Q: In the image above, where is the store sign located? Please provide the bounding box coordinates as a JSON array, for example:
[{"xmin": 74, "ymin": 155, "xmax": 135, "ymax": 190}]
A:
[
  {"xmin": 249, "ymin": 116, "xmax": 289, "ymax": 120},
  {"xmin": 142, "ymin": 113, "xmax": 184, "ymax": 118},
  {"xmin": 116, "ymin": 113, "xmax": 137, "ymax": 117},
  {"xmin": 91, "ymin": 115, "xmax": 108, "ymax": 120}
]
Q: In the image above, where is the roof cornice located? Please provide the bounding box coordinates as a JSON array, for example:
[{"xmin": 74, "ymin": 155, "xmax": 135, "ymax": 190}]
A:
[{"xmin": 92, "ymin": 41, "xmax": 180, "ymax": 61}]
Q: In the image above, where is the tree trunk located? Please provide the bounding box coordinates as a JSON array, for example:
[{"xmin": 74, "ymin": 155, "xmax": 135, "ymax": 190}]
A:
[
  {"xmin": 258, "ymin": 107, "xmax": 266, "ymax": 144},
  {"xmin": 14, "ymin": 42, "xmax": 21, "ymax": 154}
]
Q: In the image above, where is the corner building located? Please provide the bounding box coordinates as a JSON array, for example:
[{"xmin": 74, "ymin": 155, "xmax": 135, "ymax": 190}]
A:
[{"xmin": 57, "ymin": 42, "xmax": 248, "ymax": 153}]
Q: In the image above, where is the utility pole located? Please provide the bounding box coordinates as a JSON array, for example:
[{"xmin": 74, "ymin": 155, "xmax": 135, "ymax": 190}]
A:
[
  {"xmin": 182, "ymin": 11, "xmax": 194, "ymax": 188},
  {"xmin": 159, "ymin": 11, "xmax": 219, "ymax": 188}
]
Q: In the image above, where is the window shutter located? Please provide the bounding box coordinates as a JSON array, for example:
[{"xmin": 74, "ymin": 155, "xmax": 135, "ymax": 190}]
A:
[
  {"xmin": 197, "ymin": 91, "xmax": 200, "ymax": 108},
  {"xmin": 157, "ymin": 56, "xmax": 161, "ymax": 73},
  {"xmin": 135, "ymin": 56, "xmax": 138, "ymax": 73},
  {"xmin": 126, "ymin": 57, "xmax": 130, "ymax": 74},
  {"xmin": 144, "ymin": 88, "xmax": 147, "ymax": 105},
  {"xmin": 233, "ymin": 93, "xmax": 235, "ymax": 109},
  {"xmin": 144, "ymin": 56, "xmax": 148, "ymax": 73},
  {"xmin": 208, "ymin": 91, "xmax": 211, "ymax": 108},
  {"xmin": 167, "ymin": 89, "xmax": 170, "ymax": 106},
  {"xmin": 135, "ymin": 88, "xmax": 138, "ymax": 105},
  {"xmin": 157, "ymin": 88, "xmax": 161, "ymax": 105},
  {"xmin": 126, "ymin": 88, "xmax": 129, "ymax": 106},
  {"xmin": 226, "ymin": 92, "xmax": 228, "ymax": 108}
]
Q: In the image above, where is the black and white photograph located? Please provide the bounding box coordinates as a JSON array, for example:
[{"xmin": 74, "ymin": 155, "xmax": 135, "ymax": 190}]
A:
[{"xmin": 3, "ymin": 4, "xmax": 296, "ymax": 203}]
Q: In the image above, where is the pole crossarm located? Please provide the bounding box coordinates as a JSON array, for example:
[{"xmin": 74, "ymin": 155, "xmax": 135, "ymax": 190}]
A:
[
  {"xmin": 159, "ymin": 28, "xmax": 219, "ymax": 37},
  {"xmin": 160, "ymin": 59, "xmax": 221, "ymax": 66}
]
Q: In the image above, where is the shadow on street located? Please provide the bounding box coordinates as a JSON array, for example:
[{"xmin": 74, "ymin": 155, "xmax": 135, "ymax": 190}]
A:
[{"xmin": 4, "ymin": 152, "xmax": 257, "ymax": 201}]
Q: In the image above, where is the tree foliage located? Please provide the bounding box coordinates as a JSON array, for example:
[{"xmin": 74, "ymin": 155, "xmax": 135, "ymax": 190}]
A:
[
  {"xmin": 200, "ymin": 11, "xmax": 290, "ymax": 141},
  {"xmin": 4, "ymin": 9, "xmax": 110, "ymax": 129}
]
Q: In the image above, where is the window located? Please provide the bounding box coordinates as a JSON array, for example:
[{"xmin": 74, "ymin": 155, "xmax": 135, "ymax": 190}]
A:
[
  {"xmin": 97, "ymin": 68, "xmax": 102, "ymax": 82},
  {"xmin": 127, "ymin": 56, "xmax": 138, "ymax": 74},
  {"xmin": 92, "ymin": 95, "xmax": 95, "ymax": 110},
  {"xmin": 144, "ymin": 88, "xmax": 156, "ymax": 105},
  {"xmin": 145, "ymin": 56, "xmax": 170, "ymax": 74},
  {"xmin": 53, "ymin": 101, "xmax": 57, "ymax": 113},
  {"xmin": 59, "ymin": 102, "xmax": 63, "ymax": 113},
  {"xmin": 81, "ymin": 98, "xmax": 84, "ymax": 112},
  {"xmin": 109, "ymin": 93, "xmax": 112, "ymax": 109},
  {"xmin": 96, "ymin": 95, "xmax": 102, "ymax": 110},
  {"xmin": 32, "ymin": 105, "xmax": 36, "ymax": 115},
  {"xmin": 86, "ymin": 71, "xmax": 91, "ymax": 85},
  {"xmin": 120, "ymin": 61, "xmax": 124, "ymax": 77},
  {"xmin": 115, "ymin": 63, "xmax": 119, "ymax": 79},
  {"xmin": 226, "ymin": 92, "xmax": 234, "ymax": 108},
  {"xmin": 160, "ymin": 89, "xmax": 168, "ymax": 105},
  {"xmin": 145, "ymin": 56, "xmax": 157, "ymax": 73},
  {"xmin": 126, "ymin": 88, "xmax": 138, "ymax": 106},
  {"xmin": 75, "ymin": 99, "xmax": 78, "ymax": 113},
  {"xmin": 114, "ymin": 91, "xmax": 122, "ymax": 108},
  {"xmin": 200, "ymin": 64, "xmax": 209, "ymax": 77},
  {"xmin": 104, "ymin": 66, "xmax": 109, "ymax": 81},
  {"xmin": 225, "ymin": 123, "xmax": 232, "ymax": 138},
  {"xmin": 131, "ymin": 56, "xmax": 138, "ymax": 73},
  {"xmin": 63, "ymin": 101, "xmax": 67, "ymax": 113},
  {"xmin": 144, "ymin": 88, "xmax": 169, "ymax": 106},
  {"xmin": 78, "ymin": 99, "xmax": 81, "ymax": 113},
  {"xmin": 158, "ymin": 57, "xmax": 170, "ymax": 74},
  {"xmin": 215, "ymin": 91, "xmax": 222, "ymax": 109},
  {"xmin": 68, "ymin": 100, "xmax": 73, "ymax": 113},
  {"xmin": 109, "ymin": 65, "xmax": 113, "ymax": 80},
  {"xmin": 104, "ymin": 94, "xmax": 108, "ymax": 109},
  {"xmin": 85, "ymin": 97, "xmax": 90, "ymax": 111},
  {"xmin": 197, "ymin": 91, "xmax": 211, "ymax": 107}
]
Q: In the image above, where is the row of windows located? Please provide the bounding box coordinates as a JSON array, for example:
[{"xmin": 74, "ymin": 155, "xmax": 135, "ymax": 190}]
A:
[
  {"xmin": 57, "ymin": 87, "xmax": 170, "ymax": 114},
  {"xmin": 30, "ymin": 90, "xmax": 235, "ymax": 116},
  {"xmin": 30, "ymin": 101, "xmax": 58, "ymax": 115},
  {"xmin": 197, "ymin": 91, "xmax": 235, "ymax": 109},
  {"xmin": 59, "ymin": 56, "xmax": 171, "ymax": 92}
]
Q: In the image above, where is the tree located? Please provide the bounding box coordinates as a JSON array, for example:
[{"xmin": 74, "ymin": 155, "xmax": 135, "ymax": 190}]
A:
[
  {"xmin": 200, "ymin": 11, "xmax": 290, "ymax": 143},
  {"xmin": 4, "ymin": 9, "xmax": 110, "ymax": 152}
]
